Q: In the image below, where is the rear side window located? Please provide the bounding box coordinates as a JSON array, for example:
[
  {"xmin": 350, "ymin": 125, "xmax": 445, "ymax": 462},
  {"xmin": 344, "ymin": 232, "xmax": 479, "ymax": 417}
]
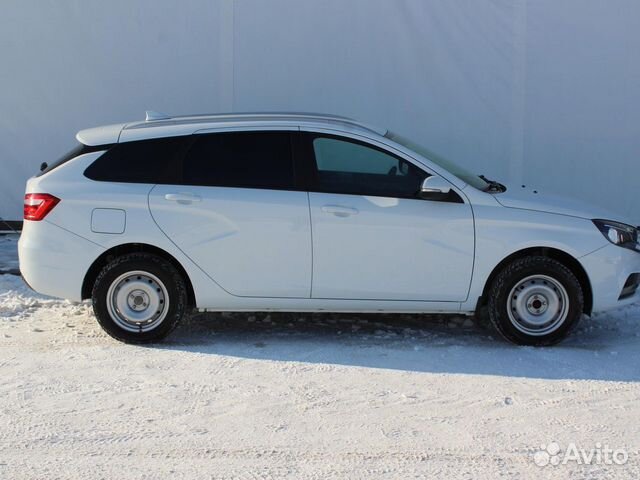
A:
[
  {"xmin": 38, "ymin": 143, "xmax": 109, "ymax": 177},
  {"xmin": 84, "ymin": 136, "xmax": 190, "ymax": 184},
  {"xmin": 182, "ymin": 131, "xmax": 295, "ymax": 189}
]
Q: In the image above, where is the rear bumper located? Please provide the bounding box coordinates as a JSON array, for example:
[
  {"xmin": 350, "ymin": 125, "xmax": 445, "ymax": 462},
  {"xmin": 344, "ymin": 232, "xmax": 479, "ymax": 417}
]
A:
[
  {"xmin": 580, "ymin": 244, "xmax": 640, "ymax": 313},
  {"xmin": 18, "ymin": 220, "xmax": 104, "ymax": 302}
]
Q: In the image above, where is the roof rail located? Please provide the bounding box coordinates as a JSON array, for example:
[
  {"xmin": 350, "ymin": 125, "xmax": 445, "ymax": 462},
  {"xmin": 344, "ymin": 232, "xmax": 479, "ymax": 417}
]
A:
[
  {"xmin": 145, "ymin": 110, "xmax": 171, "ymax": 121},
  {"xmin": 131, "ymin": 111, "xmax": 387, "ymax": 136}
]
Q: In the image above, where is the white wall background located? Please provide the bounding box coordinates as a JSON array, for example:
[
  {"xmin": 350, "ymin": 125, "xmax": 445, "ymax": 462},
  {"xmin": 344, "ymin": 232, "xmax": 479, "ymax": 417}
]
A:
[{"xmin": 1, "ymin": 0, "xmax": 638, "ymax": 223}]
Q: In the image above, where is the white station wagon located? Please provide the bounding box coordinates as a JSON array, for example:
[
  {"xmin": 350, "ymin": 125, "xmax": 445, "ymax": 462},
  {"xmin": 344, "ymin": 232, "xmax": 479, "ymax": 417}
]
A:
[{"xmin": 18, "ymin": 112, "xmax": 640, "ymax": 345}]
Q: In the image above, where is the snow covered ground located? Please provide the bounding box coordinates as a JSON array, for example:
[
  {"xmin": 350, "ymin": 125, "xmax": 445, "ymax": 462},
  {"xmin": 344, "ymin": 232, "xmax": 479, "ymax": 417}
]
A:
[{"xmin": 1, "ymin": 233, "xmax": 639, "ymax": 478}]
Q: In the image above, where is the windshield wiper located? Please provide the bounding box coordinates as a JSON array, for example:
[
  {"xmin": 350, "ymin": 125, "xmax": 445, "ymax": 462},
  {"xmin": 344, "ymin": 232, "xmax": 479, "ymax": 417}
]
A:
[{"xmin": 479, "ymin": 175, "xmax": 506, "ymax": 193}]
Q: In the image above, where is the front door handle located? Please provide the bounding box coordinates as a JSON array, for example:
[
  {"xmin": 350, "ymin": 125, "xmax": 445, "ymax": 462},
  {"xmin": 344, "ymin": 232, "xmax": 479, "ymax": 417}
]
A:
[
  {"xmin": 164, "ymin": 193, "xmax": 202, "ymax": 204},
  {"xmin": 321, "ymin": 205, "xmax": 359, "ymax": 217}
]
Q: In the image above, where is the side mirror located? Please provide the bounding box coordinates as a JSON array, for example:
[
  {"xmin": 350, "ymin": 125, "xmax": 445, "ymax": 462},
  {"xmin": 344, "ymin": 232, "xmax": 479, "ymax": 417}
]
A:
[{"xmin": 419, "ymin": 176, "xmax": 451, "ymax": 199}]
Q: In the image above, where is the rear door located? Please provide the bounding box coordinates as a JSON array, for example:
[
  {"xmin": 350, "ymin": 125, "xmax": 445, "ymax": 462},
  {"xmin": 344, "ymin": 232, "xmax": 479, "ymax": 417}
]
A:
[{"xmin": 149, "ymin": 129, "xmax": 312, "ymax": 298}]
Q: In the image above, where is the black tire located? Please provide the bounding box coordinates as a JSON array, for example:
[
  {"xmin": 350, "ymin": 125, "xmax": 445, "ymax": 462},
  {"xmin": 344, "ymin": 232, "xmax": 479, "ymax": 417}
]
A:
[
  {"xmin": 92, "ymin": 252, "xmax": 188, "ymax": 343},
  {"xmin": 487, "ymin": 256, "xmax": 583, "ymax": 346}
]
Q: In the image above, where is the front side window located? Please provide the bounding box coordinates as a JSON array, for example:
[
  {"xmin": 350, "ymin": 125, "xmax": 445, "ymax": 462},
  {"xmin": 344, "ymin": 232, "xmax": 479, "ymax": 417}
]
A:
[
  {"xmin": 182, "ymin": 131, "xmax": 295, "ymax": 189},
  {"xmin": 310, "ymin": 135, "xmax": 426, "ymax": 198}
]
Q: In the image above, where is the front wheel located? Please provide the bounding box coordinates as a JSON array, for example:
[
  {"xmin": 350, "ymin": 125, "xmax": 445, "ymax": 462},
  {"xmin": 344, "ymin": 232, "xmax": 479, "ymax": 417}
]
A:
[
  {"xmin": 92, "ymin": 253, "xmax": 188, "ymax": 343},
  {"xmin": 487, "ymin": 256, "xmax": 583, "ymax": 346}
]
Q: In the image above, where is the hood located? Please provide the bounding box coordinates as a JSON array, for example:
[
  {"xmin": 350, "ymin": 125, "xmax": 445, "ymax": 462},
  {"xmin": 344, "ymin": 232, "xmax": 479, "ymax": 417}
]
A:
[{"xmin": 494, "ymin": 184, "xmax": 634, "ymax": 224}]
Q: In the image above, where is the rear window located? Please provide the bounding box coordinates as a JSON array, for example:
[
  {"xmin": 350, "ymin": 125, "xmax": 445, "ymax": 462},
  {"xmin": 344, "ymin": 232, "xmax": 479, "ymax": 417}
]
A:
[
  {"xmin": 84, "ymin": 136, "xmax": 191, "ymax": 184},
  {"xmin": 38, "ymin": 143, "xmax": 108, "ymax": 177},
  {"xmin": 182, "ymin": 131, "xmax": 295, "ymax": 190}
]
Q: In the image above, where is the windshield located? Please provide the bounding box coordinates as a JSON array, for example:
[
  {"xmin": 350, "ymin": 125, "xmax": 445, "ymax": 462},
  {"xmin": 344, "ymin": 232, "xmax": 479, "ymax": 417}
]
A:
[{"xmin": 384, "ymin": 131, "xmax": 490, "ymax": 191}]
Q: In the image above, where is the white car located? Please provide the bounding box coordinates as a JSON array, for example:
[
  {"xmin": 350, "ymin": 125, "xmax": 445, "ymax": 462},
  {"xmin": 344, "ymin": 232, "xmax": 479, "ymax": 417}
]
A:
[{"xmin": 18, "ymin": 112, "xmax": 640, "ymax": 345}]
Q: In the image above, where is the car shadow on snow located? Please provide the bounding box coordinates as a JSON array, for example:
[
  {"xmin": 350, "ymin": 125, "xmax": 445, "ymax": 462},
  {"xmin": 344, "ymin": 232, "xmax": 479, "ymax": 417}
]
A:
[{"xmin": 152, "ymin": 308, "xmax": 640, "ymax": 382}]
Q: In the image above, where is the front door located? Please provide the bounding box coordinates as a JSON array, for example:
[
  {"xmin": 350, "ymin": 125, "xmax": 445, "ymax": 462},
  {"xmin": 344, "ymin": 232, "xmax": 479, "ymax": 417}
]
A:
[{"xmin": 303, "ymin": 133, "xmax": 474, "ymax": 302}]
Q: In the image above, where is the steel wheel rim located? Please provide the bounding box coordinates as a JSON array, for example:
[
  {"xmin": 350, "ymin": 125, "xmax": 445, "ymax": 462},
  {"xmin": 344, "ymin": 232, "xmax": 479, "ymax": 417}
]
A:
[
  {"xmin": 106, "ymin": 271, "xmax": 169, "ymax": 333},
  {"xmin": 507, "ymin": 274, "xmax": 569, "ymax": 336}
]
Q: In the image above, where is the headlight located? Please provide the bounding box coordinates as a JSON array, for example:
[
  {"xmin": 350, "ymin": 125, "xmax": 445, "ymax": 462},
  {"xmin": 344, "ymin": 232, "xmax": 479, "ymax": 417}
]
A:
[{"xmin": 592, "ymin": 219, "xmax": 639, "ymax": 252}]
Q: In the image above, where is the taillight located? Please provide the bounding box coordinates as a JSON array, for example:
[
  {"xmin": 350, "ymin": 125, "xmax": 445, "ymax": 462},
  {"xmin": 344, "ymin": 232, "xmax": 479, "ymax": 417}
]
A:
[{"xmin": 24, "ymin": 193, "xmax": 60, "ymax": 221}]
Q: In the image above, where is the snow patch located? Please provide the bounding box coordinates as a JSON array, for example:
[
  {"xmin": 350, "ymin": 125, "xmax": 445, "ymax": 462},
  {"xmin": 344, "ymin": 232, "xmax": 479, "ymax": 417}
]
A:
[{"xmin": 1, "ymin": 233, "xmax": 640, "ymax": 477}]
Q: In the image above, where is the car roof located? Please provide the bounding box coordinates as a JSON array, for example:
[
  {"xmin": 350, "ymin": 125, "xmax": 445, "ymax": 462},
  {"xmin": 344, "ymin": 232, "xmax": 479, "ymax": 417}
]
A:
[{"xmin": 76, "ymin": 112, "xmax": 387, "ymax": 146}]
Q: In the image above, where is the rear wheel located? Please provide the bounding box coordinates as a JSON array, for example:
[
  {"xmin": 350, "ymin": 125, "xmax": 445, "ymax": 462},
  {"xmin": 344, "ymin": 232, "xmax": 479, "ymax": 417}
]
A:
[
  {"xmin": 92, "ymin": 253, "xmax": 188, "ymax": 343},
  {"xmin": 487, "ymin": 256, "xmax": 583, "ymax": 346}
]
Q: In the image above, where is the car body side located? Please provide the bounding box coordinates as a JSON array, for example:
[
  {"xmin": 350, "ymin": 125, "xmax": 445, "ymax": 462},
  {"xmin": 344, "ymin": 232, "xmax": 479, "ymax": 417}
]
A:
[{"xmin": 18, "ymin": 118, "xmax": 640, "ymax": 316}]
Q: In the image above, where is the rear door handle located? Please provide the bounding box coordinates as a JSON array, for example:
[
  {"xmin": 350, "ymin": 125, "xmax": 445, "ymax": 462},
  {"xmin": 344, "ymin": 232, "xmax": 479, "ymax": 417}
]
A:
[
  {"xmin": 321, "ymin": 205, "xmax": 359, "ymax": 217},
  {"xmin": 164, "ymin": 193, "xmax": 202, "ymax": 204}
]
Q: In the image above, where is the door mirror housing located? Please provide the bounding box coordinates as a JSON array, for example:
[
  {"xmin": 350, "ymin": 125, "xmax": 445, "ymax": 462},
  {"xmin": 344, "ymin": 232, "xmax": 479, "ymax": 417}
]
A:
[{"xmin": 419, "ymin": 176, "xmax": 452, "ymax": 199}]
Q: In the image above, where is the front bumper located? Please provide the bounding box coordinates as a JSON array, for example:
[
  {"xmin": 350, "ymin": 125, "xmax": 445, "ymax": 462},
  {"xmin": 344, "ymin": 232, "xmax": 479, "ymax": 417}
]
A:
[
  {"xmin": 580, "ymin": 243, "xmax": 640, "ymax": 313},
  {"xmin": 18, "ymin": 220, "xmax": 104, "ymax": 302}
]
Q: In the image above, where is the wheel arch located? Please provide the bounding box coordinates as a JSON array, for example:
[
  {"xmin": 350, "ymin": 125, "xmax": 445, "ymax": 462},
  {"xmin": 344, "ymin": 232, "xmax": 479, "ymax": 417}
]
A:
[
  {"xmin": 477, "ymin": 247, "xmax": 593, "ymax": 316},
  {"xmin": 81, "ymin": 243, "xmax": 196, "ymax": 306}
]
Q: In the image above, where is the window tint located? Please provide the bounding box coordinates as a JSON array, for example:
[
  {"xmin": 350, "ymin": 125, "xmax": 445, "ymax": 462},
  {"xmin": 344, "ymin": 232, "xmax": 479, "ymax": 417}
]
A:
[
  {"xmin": 311, "ymin": 136, "xmax": 426, "ymax": 198},
  {"xmin": 84, "ymin": 136, "xmax": 189, "ymax": 183},
  {"xmin": 39, "ymin": 143, "xmax": 111, "ymax": 177},
  {"xmin": 182, "ymin": 131, "xmax": 294, "ymax": 189}
]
